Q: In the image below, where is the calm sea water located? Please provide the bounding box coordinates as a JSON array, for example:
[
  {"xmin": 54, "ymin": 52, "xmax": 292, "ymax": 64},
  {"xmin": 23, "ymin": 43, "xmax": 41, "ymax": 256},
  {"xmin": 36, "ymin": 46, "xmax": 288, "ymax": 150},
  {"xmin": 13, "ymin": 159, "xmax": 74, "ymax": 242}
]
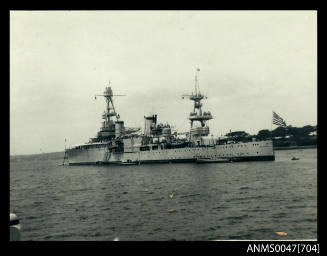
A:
[{"xmin": 10, "ymin": 148, "xmax": 317, "ymax": 241}]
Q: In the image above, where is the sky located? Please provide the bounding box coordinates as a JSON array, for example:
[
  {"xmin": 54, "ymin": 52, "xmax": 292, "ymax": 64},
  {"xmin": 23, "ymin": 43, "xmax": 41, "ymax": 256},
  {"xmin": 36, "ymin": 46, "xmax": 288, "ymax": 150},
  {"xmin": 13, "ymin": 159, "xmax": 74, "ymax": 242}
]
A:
[{"xmin": 10, "ymin": 11, "xmax": 317, "ymax": 155}]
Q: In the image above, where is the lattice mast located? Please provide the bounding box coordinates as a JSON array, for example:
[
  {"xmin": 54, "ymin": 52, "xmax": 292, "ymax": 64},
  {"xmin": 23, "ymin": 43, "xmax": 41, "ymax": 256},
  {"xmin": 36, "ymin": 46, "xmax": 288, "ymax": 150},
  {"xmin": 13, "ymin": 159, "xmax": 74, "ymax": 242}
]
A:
[{"xmin": 95, "ymin": 82, "xmax": 125, "ymax": 128}]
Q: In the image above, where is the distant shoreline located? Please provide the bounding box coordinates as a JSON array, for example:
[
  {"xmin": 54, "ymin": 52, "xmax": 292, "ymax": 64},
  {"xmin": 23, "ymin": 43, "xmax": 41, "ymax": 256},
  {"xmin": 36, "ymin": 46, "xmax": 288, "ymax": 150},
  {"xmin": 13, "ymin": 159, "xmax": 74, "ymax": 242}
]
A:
[
  {"xmin": 10, "ymin": 151, "xmax": 64, "ymax": 158},
  {"xmin": 274, "ymin": 145, "xmax": 317, "ymax": 151}
]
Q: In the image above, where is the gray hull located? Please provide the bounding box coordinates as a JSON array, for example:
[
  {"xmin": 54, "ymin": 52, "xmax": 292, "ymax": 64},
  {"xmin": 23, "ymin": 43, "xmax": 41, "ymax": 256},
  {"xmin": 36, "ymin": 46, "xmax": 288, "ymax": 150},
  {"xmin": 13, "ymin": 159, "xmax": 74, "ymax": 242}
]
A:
[{"xmin": 67, "ymin": 140, "xmax": 275, "ymax": 165}]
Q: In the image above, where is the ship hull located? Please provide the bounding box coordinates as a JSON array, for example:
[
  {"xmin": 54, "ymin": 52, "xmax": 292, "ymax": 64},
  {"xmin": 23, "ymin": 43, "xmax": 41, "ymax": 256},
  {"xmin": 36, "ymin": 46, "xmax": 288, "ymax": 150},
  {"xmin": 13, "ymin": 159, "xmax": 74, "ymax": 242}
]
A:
[{"xmin": 67, "ymin": 140, "xmax": 275, "ymax": 165}]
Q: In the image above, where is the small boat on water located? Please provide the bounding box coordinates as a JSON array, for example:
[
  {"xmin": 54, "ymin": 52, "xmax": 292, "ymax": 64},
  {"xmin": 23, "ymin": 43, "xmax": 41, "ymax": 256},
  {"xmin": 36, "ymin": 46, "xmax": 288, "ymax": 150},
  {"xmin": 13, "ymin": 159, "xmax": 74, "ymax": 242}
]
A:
[
  {"xmin": 119, "ymin": 159, "xmax": 138, "ymax": 165},
  {"xmin": 120, "ymin": 162, "xmax": 138, "ymax": 165},
  {"xmin": 291, "ymin": 156, "xmax": 299, "ymax": 160},
  {"xmin": 196, "ymin": 157, "xmax": 230, "ymax": 163}
]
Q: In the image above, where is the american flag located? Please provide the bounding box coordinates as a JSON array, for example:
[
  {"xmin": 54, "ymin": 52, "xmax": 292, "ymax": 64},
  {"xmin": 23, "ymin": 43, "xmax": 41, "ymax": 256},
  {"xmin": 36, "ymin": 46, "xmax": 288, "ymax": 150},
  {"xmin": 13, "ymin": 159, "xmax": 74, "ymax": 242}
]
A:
[{"xmin": 272, "ymin": 111, "xmax": 287, "ymax": 127}]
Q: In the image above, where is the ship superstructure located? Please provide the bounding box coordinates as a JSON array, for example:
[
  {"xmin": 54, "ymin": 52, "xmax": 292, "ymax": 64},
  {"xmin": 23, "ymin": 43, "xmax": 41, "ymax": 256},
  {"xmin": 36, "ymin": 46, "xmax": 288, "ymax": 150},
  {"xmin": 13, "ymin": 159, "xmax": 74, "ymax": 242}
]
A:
[{"xmin": 66, "ymin": 71, "xmax": 275, "ymax": 165}]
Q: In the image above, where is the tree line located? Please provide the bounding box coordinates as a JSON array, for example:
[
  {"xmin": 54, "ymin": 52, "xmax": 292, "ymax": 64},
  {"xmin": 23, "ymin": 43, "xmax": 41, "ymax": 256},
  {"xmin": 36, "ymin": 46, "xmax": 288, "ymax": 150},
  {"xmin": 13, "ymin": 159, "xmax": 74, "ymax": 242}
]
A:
[{"xmin": 224, "ymin": 125, "xmax": 317, "ymax": 147}]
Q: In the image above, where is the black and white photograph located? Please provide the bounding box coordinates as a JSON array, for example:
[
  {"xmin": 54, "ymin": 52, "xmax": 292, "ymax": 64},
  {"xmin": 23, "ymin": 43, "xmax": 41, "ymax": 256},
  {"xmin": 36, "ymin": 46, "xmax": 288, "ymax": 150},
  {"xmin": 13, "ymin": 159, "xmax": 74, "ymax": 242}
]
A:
[{"xmin": 10, "ymin": 10, "xmax": 317, "ymax": 243}]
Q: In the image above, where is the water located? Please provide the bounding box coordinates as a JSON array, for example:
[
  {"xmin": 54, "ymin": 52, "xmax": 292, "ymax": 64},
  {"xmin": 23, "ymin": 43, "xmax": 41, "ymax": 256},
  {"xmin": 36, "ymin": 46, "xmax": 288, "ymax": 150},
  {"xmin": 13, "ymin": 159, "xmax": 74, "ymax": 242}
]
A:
[{"xmin": 10, "ymin": 149, "xmax": 317, "ymax": 241}]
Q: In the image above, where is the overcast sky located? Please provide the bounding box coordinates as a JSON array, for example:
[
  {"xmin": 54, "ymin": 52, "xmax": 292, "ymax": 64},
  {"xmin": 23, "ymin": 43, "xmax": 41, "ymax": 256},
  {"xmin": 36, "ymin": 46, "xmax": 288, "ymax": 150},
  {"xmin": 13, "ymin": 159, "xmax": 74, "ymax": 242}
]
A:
[{"xmin": 10, "ymin": 11, "xmax": 317, "ymax": 155}]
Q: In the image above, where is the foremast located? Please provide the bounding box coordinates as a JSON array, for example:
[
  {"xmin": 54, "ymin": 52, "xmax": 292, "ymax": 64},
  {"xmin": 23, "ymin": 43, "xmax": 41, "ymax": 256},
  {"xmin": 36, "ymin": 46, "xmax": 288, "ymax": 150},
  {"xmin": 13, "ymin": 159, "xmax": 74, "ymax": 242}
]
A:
[{"xmin": 94, "ymin": 83, "xmax": 126, "ymax": 141}]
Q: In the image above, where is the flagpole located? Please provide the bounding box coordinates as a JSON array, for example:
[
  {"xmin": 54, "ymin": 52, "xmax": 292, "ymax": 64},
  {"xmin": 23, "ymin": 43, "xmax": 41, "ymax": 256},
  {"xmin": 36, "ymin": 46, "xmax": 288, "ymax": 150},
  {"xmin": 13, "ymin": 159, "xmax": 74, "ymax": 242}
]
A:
[{"xmin": 271, "ymin": 111, "xmax": 273, "ymax": 132}]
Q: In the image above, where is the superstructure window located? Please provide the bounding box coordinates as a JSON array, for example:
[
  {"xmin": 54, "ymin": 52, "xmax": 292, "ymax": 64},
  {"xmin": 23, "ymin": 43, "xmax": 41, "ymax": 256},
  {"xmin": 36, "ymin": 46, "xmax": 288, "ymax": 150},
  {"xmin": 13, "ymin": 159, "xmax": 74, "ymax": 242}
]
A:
[{"xmin": 140, "ymin": 146, "xmax": 150, "ymax": 151}]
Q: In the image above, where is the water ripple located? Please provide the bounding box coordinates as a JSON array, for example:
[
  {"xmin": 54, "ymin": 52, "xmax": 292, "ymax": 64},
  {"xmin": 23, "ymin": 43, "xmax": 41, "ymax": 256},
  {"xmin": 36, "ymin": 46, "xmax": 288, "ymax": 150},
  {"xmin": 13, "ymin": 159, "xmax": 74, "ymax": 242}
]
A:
[{"xmin": 10, "ymin": 148, "xmax": 317, "ymax": 240}]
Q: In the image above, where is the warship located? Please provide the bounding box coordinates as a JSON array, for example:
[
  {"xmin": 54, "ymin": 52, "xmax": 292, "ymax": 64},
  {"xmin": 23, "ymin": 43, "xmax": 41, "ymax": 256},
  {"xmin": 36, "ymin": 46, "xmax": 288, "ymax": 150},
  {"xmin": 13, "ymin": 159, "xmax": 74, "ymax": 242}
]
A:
[{"xmin": 65, "ymin": 70, "xmax": 275, "ymax": 165}]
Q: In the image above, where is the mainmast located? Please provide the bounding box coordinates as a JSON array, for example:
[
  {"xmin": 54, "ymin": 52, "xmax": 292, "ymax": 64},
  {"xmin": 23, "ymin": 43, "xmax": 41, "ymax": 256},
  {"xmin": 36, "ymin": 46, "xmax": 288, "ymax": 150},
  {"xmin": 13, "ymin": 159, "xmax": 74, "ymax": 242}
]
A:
[{"xmin": 182, "ymin": 69, "xmax": 213, "ymax": 140}]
